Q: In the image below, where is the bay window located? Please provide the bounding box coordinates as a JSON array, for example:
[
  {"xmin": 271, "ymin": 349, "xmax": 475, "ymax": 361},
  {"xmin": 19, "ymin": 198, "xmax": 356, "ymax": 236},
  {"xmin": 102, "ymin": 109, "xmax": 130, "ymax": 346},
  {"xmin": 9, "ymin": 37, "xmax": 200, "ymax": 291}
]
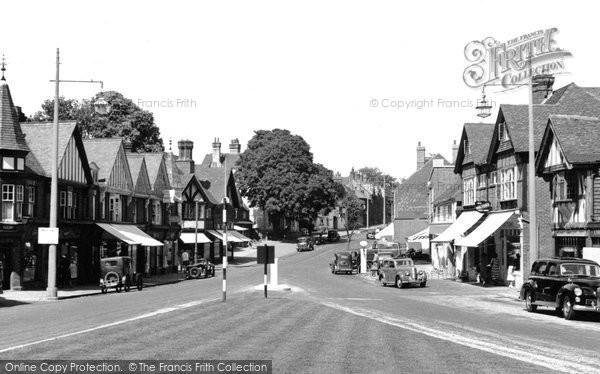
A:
[{"xmin": 500, "ymin": 167, "xmax": 517, "ymax": 201}]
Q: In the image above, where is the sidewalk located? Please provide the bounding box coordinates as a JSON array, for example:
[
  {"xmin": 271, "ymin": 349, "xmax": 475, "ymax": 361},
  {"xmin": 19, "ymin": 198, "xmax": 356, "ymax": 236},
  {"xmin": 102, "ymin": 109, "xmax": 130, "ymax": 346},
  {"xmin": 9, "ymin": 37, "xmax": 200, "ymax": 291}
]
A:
[{"xmin": 0, "ymin": 240, "xmax": 297, "ymax": 304}]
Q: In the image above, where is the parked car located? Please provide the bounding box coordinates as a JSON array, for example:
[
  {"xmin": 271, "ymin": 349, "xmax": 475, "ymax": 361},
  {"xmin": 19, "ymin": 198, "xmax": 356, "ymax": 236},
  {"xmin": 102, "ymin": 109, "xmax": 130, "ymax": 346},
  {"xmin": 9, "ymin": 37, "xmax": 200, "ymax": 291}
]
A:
[
  {"xmin": 520, "ymin": 257, "xmax": 600, "ymax": 320},
  {"xmin": 405, "ymin": 248, "xmax": 431, "ymax": 262},
  {"xmin": 311, "ymin": 233, "xmax": 326, "ymax": 245},
  {"xmin": 99, "ymin": 256, "xmax": 143, "ymax": 293},
  {"xmin": 185, "ymin": 258, "xmax": 215, "ymax": 279},
  {"xmin": 330, "ymin": 252, "xmax": 354, "ymax": 274},
  {"xmin": 379, "ymin": 257, "xmax": 427, "ymax": 288},
  {"xmin": 297, "ymin": 236, "xmax": 314, "ymax": 252},
  {"xmin": 327, "ymin": 230, "xmax": 341, "ymax": 242},
  {"xmin": 366, "ymin": 231, "xmax": 376, "ymax": 240}
]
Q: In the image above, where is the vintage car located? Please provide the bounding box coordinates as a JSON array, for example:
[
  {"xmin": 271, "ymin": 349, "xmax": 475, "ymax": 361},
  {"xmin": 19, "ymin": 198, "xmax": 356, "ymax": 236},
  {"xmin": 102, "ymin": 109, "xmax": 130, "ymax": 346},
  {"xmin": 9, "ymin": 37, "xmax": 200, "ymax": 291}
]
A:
[
  {"xmin": 99, "ymin": 256, "xmax": 143, "ymax": 293},
  {"xmin": 311, "ymin": 233, "xmax": 327, "ymax": 245},
  {"xmin": 327, "ymin": 230, "xmax": 341, "ymax": 242},
  {"xmin": 379, "ymin": 257, "xmax": 427, "ymax": 288},
  {"xmin": 330, "ymin": 252, "xmax": 354, "ymax": 274},
  {"xmin": 185, "ymin": 258, "xmax": 215, "ymax": 279},
  {"xmin": 520, "ymin": 257, "xmax": 600, "ymax": 320},
  {"xmin": 297, "ymin": 236, "xmax": 314, "ymax": 252}
]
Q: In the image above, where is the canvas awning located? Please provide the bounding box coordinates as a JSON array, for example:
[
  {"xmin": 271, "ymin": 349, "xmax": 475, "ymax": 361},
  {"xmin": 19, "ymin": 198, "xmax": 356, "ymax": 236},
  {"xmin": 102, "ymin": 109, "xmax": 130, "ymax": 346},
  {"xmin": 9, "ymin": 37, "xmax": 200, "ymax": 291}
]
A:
[
  {"xmin": 218, "ymin": 230, "xmax": 243, "ymax": 242},
  {"xmin": 230, "ymin": 231, "xmax": 251, "ymax": 242},
  {"xmin": 431, "ymin": 211, "xmax": 484, "ymax": 243},
  {"xmin": 96, "ymin": 223, "xmax": 163, "ymax": 246},
  {"xmin": 96, "ymin": 223, "xmax": 139, "ymax": 245},
  {"xmin": 233, "ymin": 225, "xmax": 248, "ymax": 231},
  {"xmin": 407, "ymin": 227, "xmax": 429, "ymax": 241},
  {"xmin": 454, "ymin": 211, "xmax": 515, "ymax": 247},
  {"xmin": 375, "ymin": 223, "xmax": 394, "ymax": 239},
  {"xmin": 206, "ymin": 230, "xmax": 223, "ymax": 240},
  {"xmin": 179, "ymin": 232, "xmax": 212, "ymax": 244}
]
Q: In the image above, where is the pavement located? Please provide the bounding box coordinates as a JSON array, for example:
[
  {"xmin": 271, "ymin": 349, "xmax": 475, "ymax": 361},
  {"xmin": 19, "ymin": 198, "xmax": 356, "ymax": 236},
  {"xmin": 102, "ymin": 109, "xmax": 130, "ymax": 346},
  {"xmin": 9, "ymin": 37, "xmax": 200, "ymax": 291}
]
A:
[{"xmin": 0, "ymin": 237, "xmax": 521, "ymax": 304}]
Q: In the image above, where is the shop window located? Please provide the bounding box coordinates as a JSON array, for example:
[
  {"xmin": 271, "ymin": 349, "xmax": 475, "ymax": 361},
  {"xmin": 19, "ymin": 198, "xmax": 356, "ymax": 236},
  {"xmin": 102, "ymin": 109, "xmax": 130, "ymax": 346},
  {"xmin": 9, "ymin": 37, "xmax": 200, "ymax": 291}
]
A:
[{"xmin": 2, "ymin": 184, "xmax": 15, "ymax": 221}]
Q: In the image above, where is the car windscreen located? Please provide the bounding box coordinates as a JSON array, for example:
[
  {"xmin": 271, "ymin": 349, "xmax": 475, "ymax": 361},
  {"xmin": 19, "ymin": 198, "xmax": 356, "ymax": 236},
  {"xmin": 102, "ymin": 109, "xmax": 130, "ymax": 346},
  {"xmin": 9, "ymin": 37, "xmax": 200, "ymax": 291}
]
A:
[{"xmin": 560, "ymin": 263, "xmax": 600, "ymax": 276}]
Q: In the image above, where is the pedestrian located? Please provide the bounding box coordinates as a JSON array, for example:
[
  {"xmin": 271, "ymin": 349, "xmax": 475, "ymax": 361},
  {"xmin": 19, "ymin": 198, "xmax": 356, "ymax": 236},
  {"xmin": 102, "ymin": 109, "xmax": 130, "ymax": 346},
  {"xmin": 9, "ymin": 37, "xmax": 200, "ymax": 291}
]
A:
[
  {"xmin": 490, "ymin": 253, "xmax": 500, "ymax": 286},
  {"xmin": 182, "ymin": 250, "xmax": 190, "ymax": 268}
]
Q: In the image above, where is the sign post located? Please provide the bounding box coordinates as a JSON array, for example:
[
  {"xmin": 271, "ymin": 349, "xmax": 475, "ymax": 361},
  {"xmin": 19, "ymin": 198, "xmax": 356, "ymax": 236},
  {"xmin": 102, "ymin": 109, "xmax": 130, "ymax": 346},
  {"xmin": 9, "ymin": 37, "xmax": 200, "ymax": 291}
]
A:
[{"xmin": 257, "ymin": 245, "xmax": 275, "ymax": 298}]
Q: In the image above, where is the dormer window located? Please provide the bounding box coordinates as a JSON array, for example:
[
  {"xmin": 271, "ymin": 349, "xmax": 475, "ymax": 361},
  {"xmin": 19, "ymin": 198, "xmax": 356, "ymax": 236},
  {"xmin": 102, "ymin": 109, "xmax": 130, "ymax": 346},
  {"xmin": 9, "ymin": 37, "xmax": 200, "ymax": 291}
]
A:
[
  {"xmin": 498, "ymin": 123, "xmax": 509, "ymax": 142},
  {"xmin": 464, "ymin": 140, "xmax": 471, "ymax": 155}
]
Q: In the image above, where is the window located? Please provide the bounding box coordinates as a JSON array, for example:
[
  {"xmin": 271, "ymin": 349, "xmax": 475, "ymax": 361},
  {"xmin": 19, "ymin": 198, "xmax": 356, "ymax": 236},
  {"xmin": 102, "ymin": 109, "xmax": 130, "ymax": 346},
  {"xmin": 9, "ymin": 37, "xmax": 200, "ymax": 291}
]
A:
[
  {"xmin": 463, "ymin": 177, "xmax": 476, "ymax": 206},
  {"xmin": 16, "ymin": 185, "xmax": 24, "ymax": 220},
  {"xmin": 2, "ymin": 157, "xmax": 14, "ymax": 170},
  {"xmin": 72, "ymin": 192, "xmax": 78, "ymax": 219},
  {"xmin": 152, "ymin": 201, "xmax": 162, "ymax": 225},
  {"xmin": 67, "ymin": 191, "xmax": 73, "ymax": 219},
  {"xmin": 500, "ymin": 167, "xmax": 517, "ymax": 201},
  {"xmin": 27, "ymin": 186, "xmax": 35, "ymax": 217},
  {"xmin": 498, "ymin": 122, "xmax": 509, "ymax": 142},
  {"xmin": 554, "ymin": 172, "xmax": 582, "ymax": 201},
  {"xmin": 464, "ymin": 139, "xmax": 471, "ymax": 155},
  {"xmin": 490, "ymin": 171, "xmax": 498, "ymax": 185},
  {"xmin": 2, "ymin": 184, "xmax": 15, "ymax": 221},
  {"xmin": 109, "ymin": 197, "xmax": 119, "ymax": 221},
  {"xmin": 478, "ymin": 174, "xmax": 487, "ymax": 189}
]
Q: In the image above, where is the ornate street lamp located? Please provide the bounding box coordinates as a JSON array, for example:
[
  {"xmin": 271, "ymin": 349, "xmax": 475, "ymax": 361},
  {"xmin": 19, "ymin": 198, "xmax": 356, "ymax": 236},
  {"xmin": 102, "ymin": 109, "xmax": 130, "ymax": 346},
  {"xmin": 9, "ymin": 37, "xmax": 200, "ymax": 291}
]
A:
[{"xmin": 476, "ymin": 86, "xmax": 493, "ymax": 118}]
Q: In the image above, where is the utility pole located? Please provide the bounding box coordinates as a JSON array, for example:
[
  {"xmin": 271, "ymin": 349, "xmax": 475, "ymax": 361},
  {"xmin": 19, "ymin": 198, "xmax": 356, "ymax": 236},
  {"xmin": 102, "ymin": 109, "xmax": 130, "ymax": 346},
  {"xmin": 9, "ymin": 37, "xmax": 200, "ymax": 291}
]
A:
[{"xmin": 382, "ymin": 175, "xmax": 386, "ymax": 225}]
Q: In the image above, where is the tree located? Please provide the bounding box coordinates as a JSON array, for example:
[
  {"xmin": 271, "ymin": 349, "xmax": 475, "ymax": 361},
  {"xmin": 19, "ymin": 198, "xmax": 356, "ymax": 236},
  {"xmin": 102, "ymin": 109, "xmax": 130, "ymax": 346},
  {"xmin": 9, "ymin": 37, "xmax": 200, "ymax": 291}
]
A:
[
  {"xmin": 236, "ymin": 129, "xmax": 338, "ymax": 234},
  {"xmin": 29, "ymin": 91, "xmax": 163, "ymax": 152},
  {"xmin": 337, "ymin": 188, "xmax": 364, "ymax": 250},
  {"xmin": 358, "ymin": 166, "xmax": 398, "ymax": 225}
]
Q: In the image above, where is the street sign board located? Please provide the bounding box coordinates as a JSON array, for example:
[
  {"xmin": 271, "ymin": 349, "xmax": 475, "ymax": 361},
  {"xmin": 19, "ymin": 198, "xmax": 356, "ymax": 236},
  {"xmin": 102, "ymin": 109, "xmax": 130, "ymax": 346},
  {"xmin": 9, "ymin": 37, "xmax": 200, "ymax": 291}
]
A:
[
  {"xmin": 257, "ymin": 245, "xmax": 275, "ymax": 264},
  {"xmin": 38, "ymin": 227, "xmax": 59, "ymax": 244}
]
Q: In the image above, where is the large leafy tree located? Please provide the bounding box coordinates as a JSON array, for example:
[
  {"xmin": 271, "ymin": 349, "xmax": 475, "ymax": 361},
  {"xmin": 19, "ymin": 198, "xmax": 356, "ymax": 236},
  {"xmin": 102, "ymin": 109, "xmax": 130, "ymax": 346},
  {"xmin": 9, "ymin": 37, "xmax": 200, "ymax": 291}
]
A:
[
  {"xmin": 236, "ymin": 129, "xmax": 338, "ymax": 234},
  {"xmin": 335, "ymin": 186, "xmax": 364, "ymax": 249},
  {"xmin": 30, "ymin": 91, "xmax": 163, "ymax": 152}
]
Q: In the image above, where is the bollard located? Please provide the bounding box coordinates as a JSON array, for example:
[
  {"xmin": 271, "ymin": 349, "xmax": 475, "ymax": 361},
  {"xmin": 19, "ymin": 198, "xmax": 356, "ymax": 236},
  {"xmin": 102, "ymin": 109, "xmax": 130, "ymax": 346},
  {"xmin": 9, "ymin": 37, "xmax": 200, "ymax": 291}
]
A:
[{"xmin": 270, "ymin": 258, "xmax": 278, "ymax": 286}]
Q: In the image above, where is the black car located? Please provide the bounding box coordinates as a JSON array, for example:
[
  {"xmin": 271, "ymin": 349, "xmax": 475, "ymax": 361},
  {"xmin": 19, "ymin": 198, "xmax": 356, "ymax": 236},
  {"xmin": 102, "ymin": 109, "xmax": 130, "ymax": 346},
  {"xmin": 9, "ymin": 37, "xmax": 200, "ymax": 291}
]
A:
[
  {"xmin": 185, "ymin": 259, "xmax": 216, "ymax": 279},
  {"xmin": 297, "ymin": 236, "xmax": 314, "ymax": 252},
  {"xmin": 327, "ymin": 230, "xmax": 340, "ymax": 242},
  {"xmin": 520, "ymin": 257, "xmax": 600, "ymax": 320}
]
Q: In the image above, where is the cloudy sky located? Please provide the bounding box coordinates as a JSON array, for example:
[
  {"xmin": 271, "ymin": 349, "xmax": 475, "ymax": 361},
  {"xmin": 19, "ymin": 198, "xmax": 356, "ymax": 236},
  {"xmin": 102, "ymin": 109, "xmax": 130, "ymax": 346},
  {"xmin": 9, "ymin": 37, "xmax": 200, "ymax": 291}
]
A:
[{"xmin": 2, "ymin": 0, "xmax": 599, "ymax": 180}]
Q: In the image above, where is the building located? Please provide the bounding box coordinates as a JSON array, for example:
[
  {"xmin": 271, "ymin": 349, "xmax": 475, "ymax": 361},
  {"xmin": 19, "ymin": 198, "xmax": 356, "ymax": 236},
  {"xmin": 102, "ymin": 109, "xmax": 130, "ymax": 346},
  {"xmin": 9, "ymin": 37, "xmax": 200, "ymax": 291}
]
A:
[{"xmin": 536, "ymin": 115, "xmax": 600, "ymax": 260}]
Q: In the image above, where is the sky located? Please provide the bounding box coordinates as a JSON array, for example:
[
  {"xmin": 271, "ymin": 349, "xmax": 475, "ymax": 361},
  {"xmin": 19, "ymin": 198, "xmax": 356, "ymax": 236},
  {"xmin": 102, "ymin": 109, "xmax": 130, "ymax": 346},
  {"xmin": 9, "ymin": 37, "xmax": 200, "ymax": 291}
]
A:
[{"xmin": 2, "ymin": 0, "xmax": 599, "ymax": 181}]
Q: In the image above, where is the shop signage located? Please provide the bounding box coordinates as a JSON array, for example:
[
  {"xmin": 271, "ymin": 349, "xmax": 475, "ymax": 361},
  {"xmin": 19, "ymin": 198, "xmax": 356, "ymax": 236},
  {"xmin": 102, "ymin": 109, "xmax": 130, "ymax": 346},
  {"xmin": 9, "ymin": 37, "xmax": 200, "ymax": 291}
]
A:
[
  {"xmin": 463, "ymin": 28, "xmax": 571, "ymax": 88},
  {"xmin": 476, "ymin": 201, "xmax": 492, "ymax": 212},
  {"xmin": 38, "ymin": 227, "xmax": 59, "ymax": 245}
]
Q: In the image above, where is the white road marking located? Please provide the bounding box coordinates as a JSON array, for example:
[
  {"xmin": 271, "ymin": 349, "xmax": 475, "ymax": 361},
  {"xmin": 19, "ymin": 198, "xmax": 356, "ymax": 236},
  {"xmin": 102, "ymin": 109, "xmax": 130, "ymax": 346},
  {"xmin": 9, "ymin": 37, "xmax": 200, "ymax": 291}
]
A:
[
  {"xmin": 321, "ymin": 301, "xmax": 600, "ymax": 374},
  {"xmin": 0, "ymin": 298, "xmax": 219, "ymax": 354}
]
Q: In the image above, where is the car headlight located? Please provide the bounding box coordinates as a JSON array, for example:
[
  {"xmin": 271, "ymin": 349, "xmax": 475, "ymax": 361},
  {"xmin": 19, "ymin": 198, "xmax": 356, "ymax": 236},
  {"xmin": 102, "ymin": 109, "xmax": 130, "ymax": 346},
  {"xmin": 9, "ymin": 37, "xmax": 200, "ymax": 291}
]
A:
[
  {"xmin": 405, "ymin": 271, "xmax": 410, "ymax": 276},
  {"xmin": 574, "ymin": 288, "xmax": 583, "ymax": 296}
]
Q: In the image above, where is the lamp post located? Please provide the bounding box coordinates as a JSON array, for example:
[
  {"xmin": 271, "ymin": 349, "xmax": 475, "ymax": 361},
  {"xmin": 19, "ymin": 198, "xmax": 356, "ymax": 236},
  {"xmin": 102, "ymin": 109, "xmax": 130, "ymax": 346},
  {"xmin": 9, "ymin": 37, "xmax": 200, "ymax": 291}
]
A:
[
  {"xmin": 222, "ymin": 197, "xmax": 229, "ymax": 302},
  {"xmin": 46, "ymin": 48, "xmax": 108, "ymax": 300},
  {"xmin": 474, "ymin": 56, "xmax": 537, "ymax": 271}
]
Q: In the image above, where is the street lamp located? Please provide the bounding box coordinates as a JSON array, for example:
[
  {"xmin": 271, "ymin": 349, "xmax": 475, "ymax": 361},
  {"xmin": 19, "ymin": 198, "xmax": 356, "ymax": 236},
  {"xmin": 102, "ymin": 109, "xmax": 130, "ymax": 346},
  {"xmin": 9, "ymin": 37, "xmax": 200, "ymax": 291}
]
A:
[
  {"xmin": 46, "ymin": 48, "xmax": 109, "ymax": 300},
  {"xmin": 193, "ymin": 198, "xmax": 202, "ymax": 263},
  {"xmin": 222, "ymin": 197, "xmax": 229, "ymax": 302}
]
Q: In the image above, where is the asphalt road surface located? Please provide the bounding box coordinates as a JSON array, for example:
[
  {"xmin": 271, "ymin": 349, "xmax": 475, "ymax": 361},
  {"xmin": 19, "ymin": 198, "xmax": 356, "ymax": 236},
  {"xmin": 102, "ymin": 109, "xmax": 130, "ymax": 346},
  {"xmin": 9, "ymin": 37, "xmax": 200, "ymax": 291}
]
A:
[{"xmin": 2, "ymin": 236, "xmax": 600, "ymax": 373}]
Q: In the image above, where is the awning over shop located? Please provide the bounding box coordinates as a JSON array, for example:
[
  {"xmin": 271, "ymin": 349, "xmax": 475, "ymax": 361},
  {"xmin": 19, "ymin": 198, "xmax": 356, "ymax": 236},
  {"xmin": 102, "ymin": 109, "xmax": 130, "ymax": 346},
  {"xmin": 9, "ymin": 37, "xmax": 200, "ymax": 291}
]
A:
[
  {"xmin": 96, "ymin": 223, "xmax": 139, "ymax": 245},
  {"xmin": 431, "ymin": 211, "xmax": 484, "ymax": 243},
  {"xmin": 206, "ymin": 230, "xmax": 223, "ymax": 240},
  {"xmin": 375, "ymin": 223, "xmax": 394, "ymax": 239},
  {"xmin": 96, "ymin": 223, "xmax": 164, "ymax": 246},
  {"xmin": 230, "ymin": 231, "xmax": 251, "ymax": 242},
  {"xmin": 408, "ymin": 227, "xmax": 429, "ymax": 241},
  {"xmin": 233, "ymin": 225, "xmax": 248, "ymax": 231},
  {"xmin": 179, "ymin": 232, "xmax": 212, "ymax": 244},
  {"xmin": 217, "ymin": 230, "xmax": 243, "ymax": 242},
  {"xmin": 454, "ymin": 211, "xmax": 515, "ymax": 247}
]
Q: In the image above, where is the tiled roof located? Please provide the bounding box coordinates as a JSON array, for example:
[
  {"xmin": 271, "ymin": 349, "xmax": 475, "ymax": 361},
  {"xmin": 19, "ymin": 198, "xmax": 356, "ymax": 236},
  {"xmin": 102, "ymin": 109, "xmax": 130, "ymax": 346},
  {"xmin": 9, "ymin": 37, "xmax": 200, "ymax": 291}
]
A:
[
  {"xmin": 0, "ymin": 80, "xmax": 29, "ymax": 152},
  {"xmin": 433, "ymin": 180, "xmax": 462, "ymax": 206},
  {"xmin": 464, "ymin": 123, "xmax": 495, "ymax": 165},
  {"xmin": 164, "ymin": 152, "xmax": 184, "ymax": 189},
  {"xmin": 431, "ymin": 168, "xmax": 462, "ymax": 206},
  {"xmin": 501, "ymin": 84, "xmax": 600, "ymax": 153},
  {"xmin": 83, "ymin": 138, "xmax": 123, "ymax": 181},
  {"xmin": 195, "ymin": 166, "xmax": 231, "ymax": 202},
  {"xmin": 126, "ymin": 154, "xmax": 145, "ymax": 181},
  {"xmin": 139, "ymin": 152, "xmax": 165, "ymax": 189},
  {"xmin": 199, "ymin": 152, "xmax": 241, "ymax": 174},
  {"xmin": 20, "ymin": 122, "xmax": 77, "ymax": 177},
  {"xmin": 547, "ymin": 115, "xmax": 600, "ymax": 164},
  {"xmin": 395, "ymin": 155, "xmax": 449, "ymax": 218}
]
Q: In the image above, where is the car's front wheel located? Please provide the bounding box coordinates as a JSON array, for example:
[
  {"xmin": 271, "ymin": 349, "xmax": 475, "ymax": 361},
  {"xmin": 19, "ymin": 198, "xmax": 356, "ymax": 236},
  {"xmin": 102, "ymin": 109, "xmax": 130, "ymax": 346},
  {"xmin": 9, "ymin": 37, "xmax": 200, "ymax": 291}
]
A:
[
  {"xmin": 562, "ymin": 296, "xmax": 576, "ymax": 320},
  {"xmin": 525, "ymin": 290, "xmax": 537, "ymax": 312},
  {"xmin": 395, "ymin": 276, "xmax": 403, "ymax": 288}
]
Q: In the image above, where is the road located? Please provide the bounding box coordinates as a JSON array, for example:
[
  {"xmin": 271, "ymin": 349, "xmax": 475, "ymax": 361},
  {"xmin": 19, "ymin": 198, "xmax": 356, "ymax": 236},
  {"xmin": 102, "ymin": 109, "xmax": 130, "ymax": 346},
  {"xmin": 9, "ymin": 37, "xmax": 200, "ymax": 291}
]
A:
[{"xmin": 1, "ymin": 235, "xmax": 600, "ymax": 373}]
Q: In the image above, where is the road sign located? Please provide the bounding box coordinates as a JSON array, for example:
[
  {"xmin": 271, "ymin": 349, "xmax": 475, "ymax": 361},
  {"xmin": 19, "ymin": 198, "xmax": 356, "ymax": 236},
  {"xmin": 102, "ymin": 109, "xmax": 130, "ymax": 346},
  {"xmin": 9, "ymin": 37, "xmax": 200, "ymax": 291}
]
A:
[
  {"xmin": 38, "ymin": 228, "xmax": 59, "ymax": 245},
  {"xmin": 257, "ymin": 245, "xmax": 275, "ymax": 264}
]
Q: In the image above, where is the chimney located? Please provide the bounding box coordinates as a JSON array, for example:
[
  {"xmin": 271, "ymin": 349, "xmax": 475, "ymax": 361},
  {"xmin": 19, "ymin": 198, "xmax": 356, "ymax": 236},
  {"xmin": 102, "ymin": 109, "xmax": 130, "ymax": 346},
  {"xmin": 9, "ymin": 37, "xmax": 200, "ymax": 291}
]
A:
[
  {"xmin": 417, "ymin": 141, "xmax": 426, "ymax": 170},
  {"xmin": 176, "ymin": 139, "xmax": 195, "ymax": 174},
  {"xmin": 229, "ymin": 138, "xmax": 241, "ymax": 154},
  {"xmin": 211, "ymin": 137, "xmax": 222, "ymax": 167},
  {"xmin": 177, "ymin": 139, "xmax": 194, "ymax": 161},
  {"xmin": 123, "ymin": 139, "xmax": 132, "ymax": 153},
  {"xmin": 452, "ymin": 140, "xmax": 459, "ymax": 164},
  {"xmin": 532, "ymin": 74, "xmax": 555, "ymax": 104}
]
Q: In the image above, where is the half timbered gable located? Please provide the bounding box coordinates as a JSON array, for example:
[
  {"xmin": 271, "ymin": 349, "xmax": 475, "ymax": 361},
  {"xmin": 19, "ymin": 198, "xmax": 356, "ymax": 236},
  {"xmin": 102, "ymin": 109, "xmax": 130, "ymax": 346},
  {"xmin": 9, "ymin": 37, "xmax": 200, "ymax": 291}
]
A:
[{"xmin": 127, "ymin": 154, "xmax": 152, "ymax": 196}]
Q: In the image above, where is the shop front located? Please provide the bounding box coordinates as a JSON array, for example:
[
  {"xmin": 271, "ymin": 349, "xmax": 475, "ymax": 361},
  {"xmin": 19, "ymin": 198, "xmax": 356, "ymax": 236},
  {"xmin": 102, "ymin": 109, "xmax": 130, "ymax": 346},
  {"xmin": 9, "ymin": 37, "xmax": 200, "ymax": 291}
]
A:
[{"xmin": 179, "ymin": 231, "xmax": 212, "ymax": 263}]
